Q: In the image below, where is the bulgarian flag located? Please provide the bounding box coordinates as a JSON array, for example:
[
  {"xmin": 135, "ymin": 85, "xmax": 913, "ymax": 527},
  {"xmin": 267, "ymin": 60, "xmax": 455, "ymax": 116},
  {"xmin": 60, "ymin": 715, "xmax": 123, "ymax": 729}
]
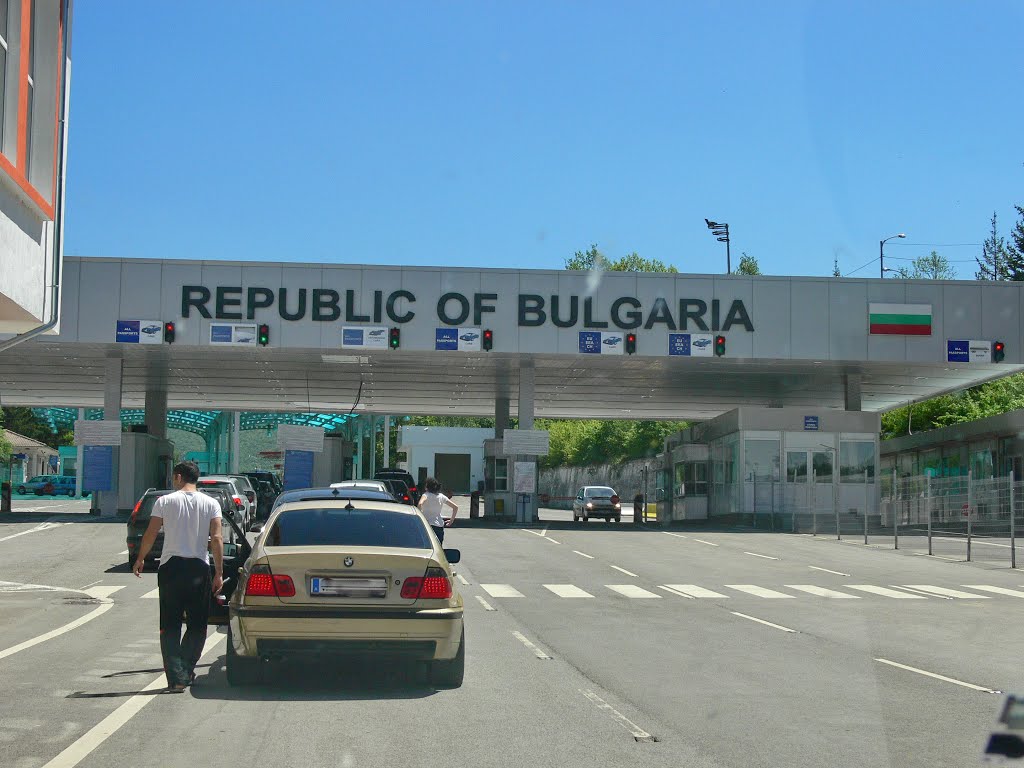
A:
[{"xmin": 868, "ymin": 303, "xmax": 932, "ymax": 335}]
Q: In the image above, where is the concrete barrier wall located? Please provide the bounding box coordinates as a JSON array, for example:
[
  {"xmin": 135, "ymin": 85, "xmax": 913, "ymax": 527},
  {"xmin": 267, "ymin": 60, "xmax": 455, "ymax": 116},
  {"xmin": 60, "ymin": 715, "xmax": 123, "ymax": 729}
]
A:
[{"xmin": 538, "ymin": 458, "xmax": 655, "ymax": 508}]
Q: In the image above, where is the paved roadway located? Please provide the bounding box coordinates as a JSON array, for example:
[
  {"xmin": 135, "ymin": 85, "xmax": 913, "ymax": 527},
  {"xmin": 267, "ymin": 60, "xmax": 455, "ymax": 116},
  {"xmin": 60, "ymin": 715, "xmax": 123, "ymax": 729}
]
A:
[{"xmin": 1, "ymin": 499, "xmax": 1021, "ymax": 768}]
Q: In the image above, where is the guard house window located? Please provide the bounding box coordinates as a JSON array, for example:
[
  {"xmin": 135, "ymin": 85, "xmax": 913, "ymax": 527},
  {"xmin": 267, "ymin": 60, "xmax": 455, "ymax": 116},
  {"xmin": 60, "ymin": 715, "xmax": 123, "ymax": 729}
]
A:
[
  {"xmin": 812, "ymin": 451, "xmax": 833, "ymax": 484},
  {"xmin": 744, "ymin": 439, "xmax": 780, "ymax": 482},
  {"xmin": 840, "ymin": 441, "xmax": 875, "ymax": 483},
  {"xmin": 0, "ymin": 0, "xmax": 8, "ymax": 155}
]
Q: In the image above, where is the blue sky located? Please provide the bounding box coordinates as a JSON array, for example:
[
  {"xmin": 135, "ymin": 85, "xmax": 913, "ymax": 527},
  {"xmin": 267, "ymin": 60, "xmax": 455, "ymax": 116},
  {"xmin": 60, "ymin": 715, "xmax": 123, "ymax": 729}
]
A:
[{"xmin": 64, "ymin": 1, "xmax": 1024, "ymax": 278}]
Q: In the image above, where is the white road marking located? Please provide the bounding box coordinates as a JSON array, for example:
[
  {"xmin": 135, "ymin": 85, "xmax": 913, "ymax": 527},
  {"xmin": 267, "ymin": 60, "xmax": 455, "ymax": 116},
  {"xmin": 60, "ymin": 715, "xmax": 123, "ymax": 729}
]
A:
[
  {"xmin": 902, "ymin": 585, "xmax": 989, "ymax": 599},
  {"xmin": 725, "ymin": 585, "xmax": 795, "ymax": 599},
  {"xmin": 606, "ymin": 584, "xmax": 661, "ymax": 599},
  {"xmin": 78, "ymin": 581, "xmax": 102, "ymax": 590},
  {"xmin": 544, "ymin": 584, "xmax": 594, "ymax": 598},
  {"xmin": 544, "ymin": 537, "xmax": 560, "ymax": 544},
  {"xmin": 874, "ymin": 658, "xmax": 999, "ymax": 694},
  {"xmin": 662, "ymin": 532, "xmax": 688, "ymax": 539},
  {"xmin": 83, "ymin": 586, "xmax": 124, "ymax": 601},
  {"xmin": 455, "ymin": 574, "xmax": 470, "ymax": 586},
  {"xmin": 962, "ymin": 585, "xmax": 1024, "ymax": 598},
  {"xmin": 785, "ymin": 584, "xmax": 859, "ymax": 599},
  {"xmin": 512, "ymin": 631, "xmax": 551, "ymax": 659},
  {"xmin": 580, "ymin": 689, "xmax": 654, "ymax": 741},
  {"xmin": 0, "ymin": 522, "xmax": 64, "ymax": 543},
  {"xmin": 912, "ymin": 552, "xmax": 961, "ymax": 562},
  {"xmin": 474, "ymin": 595, "xmax": 496, "ymax": 611},
  {"xmin": 0, "ymin": 603, "xmax": 114, "ymax": 661},
  {"xmin": 663, "ymin": 584, "xmax": 728, "ymax": 598},
  {"xmin": 481, "ymin": 584, "xmax": 524, "ymax": 598},
  {"xmin": 40, "ymin": 633, "xmax": 227, "ymax": 768},
  {"xmin": 846, "ymin": 585, "xmax": 926, "ymax": 599},
  {"xmin": 610, "ymin": 565, "xmax": 638, "ymax": 577},
  {"xmin": 572, "ymin": 550, "xmax": 594, "ymax": 559},
  {"xmin": 657, "ymin": 585, "xmax": 695, "ymax": 599},
  {"xmin": 744, "ymin": 552, "xmax": 779, "ymax": 560},
  {"xmin": 693, "ymin": 538, "xmax": 719, "ymax": 547},
  {"xmin": 731, "ymin": 611, "xmax": 797, "ymax": 633},
  {"xmin": 896, "ymin": 586, "xmax": 953, "ymax": 599},
  {"xmin": 117, "ymin": 550, "xmax": 128, "ymax": 556},
  {"xmin": 809, "ymin": 566, "xmax": 850, "ymax": 576},
  {"xmin": 524, "ymin": 529, "xmax": 546, "ymax": 537},
  {"xmin": 540, "ymin": 528, "xmax": 548, "ymax": 537},
  {"xmin": 141, "ymin": 588, "xmax": 160, "ymax": 599},
  {"xmin": 0, "ymin": 581, "xmax": 64, "ymax": 593}
]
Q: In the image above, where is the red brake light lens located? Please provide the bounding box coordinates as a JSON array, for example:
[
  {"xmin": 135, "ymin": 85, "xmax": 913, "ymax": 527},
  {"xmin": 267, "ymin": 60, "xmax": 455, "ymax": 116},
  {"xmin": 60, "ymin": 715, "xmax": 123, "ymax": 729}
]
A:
[
  {"xmin": 245, "ymin": 572, "xmax": 276, "ymax": 596},
  {"xmin": 401, "ymin": 568, "xmax": 452, "ymax": 600},
  {"xmin": 400, "ymin": 577, "xmax": 423, "ymax": 599},
  {"xmin": 273, "ymin": 574, "xmax": 296, "ymax": 597},
  {"xmin": 130, "ymin": 499, "xmax": 142, "ymax": 522}
]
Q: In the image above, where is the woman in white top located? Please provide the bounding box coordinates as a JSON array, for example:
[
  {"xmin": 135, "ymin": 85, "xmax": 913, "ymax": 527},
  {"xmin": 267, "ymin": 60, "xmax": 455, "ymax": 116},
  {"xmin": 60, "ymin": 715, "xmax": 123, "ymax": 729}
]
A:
[{"xmin": 418, "ymin": 476, "xmax": 459, "ymax": 544}]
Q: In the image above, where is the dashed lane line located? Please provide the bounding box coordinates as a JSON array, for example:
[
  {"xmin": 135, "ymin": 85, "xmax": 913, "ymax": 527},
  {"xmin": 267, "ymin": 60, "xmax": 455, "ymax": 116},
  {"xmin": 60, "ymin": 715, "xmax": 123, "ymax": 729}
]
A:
[
  {"xmin": 730, "ymin": 612, "xmax": 797, "ymax": 633},
  {"xmin": 512, "ymin": 631, "xmax": 551, "ymax": 659},
  {"xmin": 846, "ymin": 585, "xmax": 926, "ymax": 599},
  {"xmin": 657, "ymin": 585, "xmax": 695, "ymax": 599},
  {"xmin": 809, "ymin": 566, "xmax": 851, "ymax": 576},
  {"xmin": 662, "ymin": 532, "xmax": 688, "ymax": 539},
  {"xmin": 896, "ymin": 586, "xmax": 953, "ymax": 600},
  {"xmin": 572, "ymin": 550, "xmax": 594, "ymax": 559},
  {"xmin": 744, "ymin": 552, "xmax": 779, "ymax": 560},
  {"xmin": 693, "ymin": 538, "xmax": 719, "ymax": 547},
  {"xmin": 725, "ymin": 585, "xmax": 795, "ymax": 599},
  {"xmin": 902, "ymin": 585, "xmax": 990, "ymax": 599},
  {"xmin": 580, "ymin": 689, "xmax": 655, "ymax": 742},
  {"xmin": 40, "ymin": 633, "xmax": 227, "ymax": 768},
  {"xmin": 544, "ymin": 537, "xmax": 561, "ymax": 544},
  {"xmin": 474, "ymin": 595, "xmax": 496, "ymax": 611},
  {"xmin": 455, "ymin": 574, "xmax": 470, "ymax": 586},
  {"xmin": 874, "ymin": 658, "xmax": 1000, "ymax": 694},
  {"xmin": 610, "ymin": 565, "xmax": 638, "ymax": 577}
]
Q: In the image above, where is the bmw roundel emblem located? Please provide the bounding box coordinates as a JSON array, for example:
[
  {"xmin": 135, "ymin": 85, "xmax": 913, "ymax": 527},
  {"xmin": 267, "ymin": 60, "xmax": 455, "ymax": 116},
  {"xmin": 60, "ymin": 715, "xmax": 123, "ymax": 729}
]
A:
[{"xmin": 344, "ymin": 557, "xmax": 354, "ymax": 568}]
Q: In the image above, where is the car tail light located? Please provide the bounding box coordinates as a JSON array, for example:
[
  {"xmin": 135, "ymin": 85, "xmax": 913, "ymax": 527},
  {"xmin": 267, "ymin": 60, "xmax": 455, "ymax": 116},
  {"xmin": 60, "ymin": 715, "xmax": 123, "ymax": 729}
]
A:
[
  {"xmin": 243, "ymin": 566, "xmax": 295, "ymax": 597},
  {"xmin": 273, "ymin": 574, "xmax": 296, "ymax": 597},
  {"xmin": 401, "ymin": 568, "xmax": 452, "ymax": 600},
  {"xmin": 611, "ymin": 495, "xmax": 620, "ymax": 505},
  {"xmin": 130, "ymin": 499, "xmax": 142, "ymax": 523},
  {"xmin": 233, "ymin": 496, "xmax": 244, "ymax": 509},
  {"xmin": 409, "ymin": 486, "xmax": 417, "ymax": 494},
  {"xmin": 403, "ymin": 494, "xmax": 410, "ymax": 502}
]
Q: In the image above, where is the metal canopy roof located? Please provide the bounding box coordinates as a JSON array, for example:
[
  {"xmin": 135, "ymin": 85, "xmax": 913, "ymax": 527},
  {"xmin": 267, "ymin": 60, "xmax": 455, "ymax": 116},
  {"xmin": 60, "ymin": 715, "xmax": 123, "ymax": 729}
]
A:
[
  {"xmin": 3, "ymin": 341, "xmax": 1017, "ymax": 421},
  {"xmin": 32, "ymin": 406, "xmax": 356, "ymax": 436}
]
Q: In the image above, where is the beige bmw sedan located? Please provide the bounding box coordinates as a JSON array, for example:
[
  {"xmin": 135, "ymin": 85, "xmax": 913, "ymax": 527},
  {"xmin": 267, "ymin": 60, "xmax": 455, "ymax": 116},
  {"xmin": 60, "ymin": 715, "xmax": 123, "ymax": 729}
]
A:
[{"xmin": 226, "ymin": 496, "xmax": 464, "ymax": 687}]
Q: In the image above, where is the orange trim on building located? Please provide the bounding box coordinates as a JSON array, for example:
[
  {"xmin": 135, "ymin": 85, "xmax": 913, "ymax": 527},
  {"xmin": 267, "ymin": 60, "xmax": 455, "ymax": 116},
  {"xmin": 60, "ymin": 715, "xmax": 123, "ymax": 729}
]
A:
[
  {"xmin": 17, "ymin": 0, "xmax": 32, "ymax": 172},
  {"xmin": 0, "ymin": 150, "xmax": 54, "ymax": 218}
]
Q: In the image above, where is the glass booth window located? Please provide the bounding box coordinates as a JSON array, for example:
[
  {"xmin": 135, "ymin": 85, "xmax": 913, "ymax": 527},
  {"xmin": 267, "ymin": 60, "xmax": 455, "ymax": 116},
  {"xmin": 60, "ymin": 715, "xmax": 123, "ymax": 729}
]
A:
[
  {"xmin": 486, "ymin": 457, "xmax": 508, "ymax": 491},
  {"xmin": 812, "ymin": 451, "xmax": 833, "ymax": 483},
  {"xmin": 786, "ymin": 451, "xmax": 807, "ymax": 482},
  {"xmin": 744, "ymin": 439, "xmax": 779, "ymax": 482},
  {"xmin": 688, "ymin": 463, "xmax": 708, "ymax": 496},
  {"xmin": 674, "ymin": 462, "xmax": 685, "ymax": 497},
  {"xmin": 840, "ymin": 441, "xmax": 875, "ymax": 483}
]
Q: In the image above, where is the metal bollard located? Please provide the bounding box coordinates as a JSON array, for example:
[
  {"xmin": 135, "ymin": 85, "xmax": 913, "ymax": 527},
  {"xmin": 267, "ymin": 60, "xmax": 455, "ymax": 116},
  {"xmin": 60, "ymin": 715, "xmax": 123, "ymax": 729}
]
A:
[
  {"xmin": 926, "ymin": 474, "xmax": 932, "ymax": 556},
  {"xmin": 0, "ymin": 481, "xmax": 11, "ymax": 513},
  {"xmin": 1011, "ymin": 471, "xmax": 1016, "ymax": 569},
  {"xmin": 893, "ymin": 468, "xmax": 899, "ymax": 551},
  {"xmin": 967, "ymin": 470, "xmax": 973, "ymax": 563}
]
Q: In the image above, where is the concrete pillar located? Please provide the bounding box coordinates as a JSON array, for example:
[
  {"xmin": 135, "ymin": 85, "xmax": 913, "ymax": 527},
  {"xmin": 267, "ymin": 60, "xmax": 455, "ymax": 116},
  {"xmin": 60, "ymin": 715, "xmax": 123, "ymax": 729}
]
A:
[
  {"xmin": 369, "ymin": 416, "xmax": 378, "ymax": 477},
  {"xmin": 100, "ymin": 357, "xmax": 123, "ymax": 517},
  {"xmin": 74, "ymin": 407, "xmax": 85, "ymax": 499},
  {"xmin": 356, "ymin": 418, "xmax": 364, "ymax": 478},
  {"xmin": 517, "ymin": 364, "xmax": 537, "ymax": 523},
  {"xmin": 230, "ymin": 411, "xmax": 241, "ymax": 474},
  {"xmin": 383, "ymin": 415, "xmax": 391, "ymax": 469},
  {"xmin": 844, "ymin": 374, "xmax": 862, "ymax": 411},
  {"xmin": 495, "ymin": 397, "xmax": 510, "ymax": 439},
  {"xmin": 144, "ymin": 388, "xmax": 168, "ymax": 440}
]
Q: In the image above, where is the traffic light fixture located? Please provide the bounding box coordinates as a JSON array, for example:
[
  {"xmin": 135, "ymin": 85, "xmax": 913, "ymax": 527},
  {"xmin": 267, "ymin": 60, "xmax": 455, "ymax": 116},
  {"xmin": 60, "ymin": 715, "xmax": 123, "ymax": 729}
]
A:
[
  {"xmin": 163, "ymin": 321, "xmax": 175, "ymax": 344},
  {"xmin": 389, "ymin": 327, "xmax": 401, "ymax": 349},
  {"xmin": 625, "ymin": 333, "xmax": 637, "ymax": 355},
  {"xmin": 258, "ymin": 324, "xmax": 270, "ymax": 346},
  {"xmin": 714, "ymin": 335, "xmax": 726, "ymax": 356},
  {"xmin": 993, "ymin": 341, "xmax": 1005, "ymax": 363},
  {"xmin": 482, "ymin": 329, "xmax": 493, "ymax": 351}
]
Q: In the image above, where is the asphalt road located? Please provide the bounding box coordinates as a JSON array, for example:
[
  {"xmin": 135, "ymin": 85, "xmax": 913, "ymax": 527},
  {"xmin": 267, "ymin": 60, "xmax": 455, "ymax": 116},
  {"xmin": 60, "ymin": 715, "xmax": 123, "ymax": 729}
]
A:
[{"xmin": 1, "ymin": 501, "xmax": 1021, "ymax": 768}]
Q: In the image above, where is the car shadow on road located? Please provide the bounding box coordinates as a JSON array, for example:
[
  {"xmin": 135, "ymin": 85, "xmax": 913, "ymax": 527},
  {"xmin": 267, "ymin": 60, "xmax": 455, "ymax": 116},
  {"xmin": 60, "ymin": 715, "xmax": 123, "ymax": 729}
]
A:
[{"xmin": 189, "ymin": 655, "xmax": 440, "ymax": 702}]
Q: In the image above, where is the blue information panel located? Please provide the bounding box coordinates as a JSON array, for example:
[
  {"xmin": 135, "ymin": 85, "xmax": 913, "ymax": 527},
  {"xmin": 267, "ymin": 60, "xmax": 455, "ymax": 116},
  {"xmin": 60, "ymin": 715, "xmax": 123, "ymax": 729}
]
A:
[
  {"xmin": 804, "ymin": 416, "xmax": 819, "ymax": 431},
  {"xmin": 434, "ymin": 328, "xmax": 459, "ymax": 351},
  {"xmin": 210, "ymin": 324, "xmax": 234, "ymax": 344},
  {"xmin": 283, "ymin": 450, "xmax": 314, "ymax": 491},
  {"xmin": 947, "ymin": 340, "xmax": 970, "ymax": 363},
  {"xmin": 82, "ymin": 445, "xmax": 114, "ymax": 492},
  {"xmin": 578, "ymin": 331, "xmax": 601, "ymax": 354},
  {"xmin": 343, "ymin": 328, "xmax": 365, "ymax": 346},
  {"xmin": 116, "ymin": 321, "xmax": 140, "ymax": 343},
  {"xmin": 668, "ymin": 333, "xmax": 691, "ymax": 356}
]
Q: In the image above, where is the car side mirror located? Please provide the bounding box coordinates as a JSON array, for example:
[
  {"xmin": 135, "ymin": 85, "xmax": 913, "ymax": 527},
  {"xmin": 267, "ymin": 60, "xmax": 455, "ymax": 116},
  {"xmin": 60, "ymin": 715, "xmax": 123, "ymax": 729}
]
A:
[{"xmin": 443, "ymin": 548, "xmax": 461, "ymax": 564}]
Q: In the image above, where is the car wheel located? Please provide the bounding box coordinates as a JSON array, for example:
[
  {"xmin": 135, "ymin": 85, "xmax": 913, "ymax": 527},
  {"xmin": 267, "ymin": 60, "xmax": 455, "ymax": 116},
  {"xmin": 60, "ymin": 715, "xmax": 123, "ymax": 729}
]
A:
[
  {"xmin": 582, "ymin": 515, "xmax": 588, "ymax": 523},
  {"xmin": 67, "ymin": 489, "xmax": 75, "ymax": 498},
  {"xmin": 431, "ymin": 627, "xmax": 465, "ymax": 689},
  {"xmin": 16, "ymin": 486, "xmax": 25, "ymax": 495},
  {"xmin": 226, "ymin": 629, "xmax": 261, "ymax": 686},
  {"xmin": 615, "ymin": 516, "xmax": 621, "ymax": 523}
]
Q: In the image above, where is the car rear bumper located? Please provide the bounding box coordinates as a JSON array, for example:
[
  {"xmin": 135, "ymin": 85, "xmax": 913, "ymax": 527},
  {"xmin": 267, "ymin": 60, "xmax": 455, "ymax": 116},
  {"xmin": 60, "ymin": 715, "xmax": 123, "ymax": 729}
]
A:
[
  {"xmin": 581, "ymin": 508, "xmax": 620, "ymax": 517},
  {"xmin": 230, "ymin": 607, "xmax": 463, "ymax": 661}
]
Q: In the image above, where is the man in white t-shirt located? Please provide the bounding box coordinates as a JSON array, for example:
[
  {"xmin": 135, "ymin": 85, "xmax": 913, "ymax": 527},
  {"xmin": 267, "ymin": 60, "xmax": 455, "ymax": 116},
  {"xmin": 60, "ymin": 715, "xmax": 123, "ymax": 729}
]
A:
[
  {"xmin": 417, "ymin": 476, "xmax": 459, "ymax": 544},
  {"xmin": 134, "ymin": 461, "xmax": 223, "ymax": 692}
]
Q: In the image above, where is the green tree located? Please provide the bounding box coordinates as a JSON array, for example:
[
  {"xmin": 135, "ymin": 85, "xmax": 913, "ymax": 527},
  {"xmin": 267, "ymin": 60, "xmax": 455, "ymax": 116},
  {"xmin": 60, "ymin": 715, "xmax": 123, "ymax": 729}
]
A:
[
  {"xmin": 881, "ymin": 373, "xmax": 1024, "ymax": 439},
  {"xmin": 1005, "ymin": 205, "xmax": 1024, "ymax": 281},
  {"xmin": 832, "ymin": 255, "xmax": 841, "ymax": 277},
  {"xmin": 564, "ymin": 244, "xmax": 678, "ymax": 273},
  {"xmin": 0, "ymin": 409, "xmax": 13, "ymax": 462},
  {"xmin": 892, "ymin": 250, "xmax": 955, "ymax": 280},
  {"xmin": 976, "ymin": 212, "xmax": 1009, "ymax": 280},
  {"xmin": 0, "ymin": 407, "xmax": 63, "ymax": 448},
  {"xmin": 734, "ymin": 252, "xmax": 760, "ymax": 275}
]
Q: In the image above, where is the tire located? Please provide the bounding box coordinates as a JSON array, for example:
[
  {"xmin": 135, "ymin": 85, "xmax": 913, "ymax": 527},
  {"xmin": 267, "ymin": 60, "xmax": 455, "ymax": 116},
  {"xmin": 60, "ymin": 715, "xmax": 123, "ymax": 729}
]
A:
[
  {"xmin": 615, "ymin": 516, "xmax": 621, "ymax": 523},
  {"xmin": 582, "ymin": 515, "xmax": 588, "ymax": 523},
  {"xmin": 226, "ymin": 629, "xmax": 261, "ymax": 686},
  {"xmin": 16, "ymin": 486, "xmax": 25, "ymax": 495},
  {"xmin": 431, "ymin": 628, "xmax": 465, "ymax": 689},
  {"xmin": 67, "ymin": 489, "xmax": 75, "ymax": 498}
]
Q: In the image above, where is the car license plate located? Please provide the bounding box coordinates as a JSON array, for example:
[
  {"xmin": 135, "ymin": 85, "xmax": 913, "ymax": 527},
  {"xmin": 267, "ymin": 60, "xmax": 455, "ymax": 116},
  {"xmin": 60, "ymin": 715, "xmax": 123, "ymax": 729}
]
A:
[{"xmin": 310, "ymin": 577, "xmax": 388, "ymax": 598}]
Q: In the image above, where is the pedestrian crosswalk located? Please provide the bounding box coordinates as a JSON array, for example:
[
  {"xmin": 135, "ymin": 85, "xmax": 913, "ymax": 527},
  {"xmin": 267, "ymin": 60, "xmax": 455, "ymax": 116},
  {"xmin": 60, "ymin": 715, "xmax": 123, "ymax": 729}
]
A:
[{"xmin": 474, "ymin": 582, "xmax": 1024, "ymax": 602}]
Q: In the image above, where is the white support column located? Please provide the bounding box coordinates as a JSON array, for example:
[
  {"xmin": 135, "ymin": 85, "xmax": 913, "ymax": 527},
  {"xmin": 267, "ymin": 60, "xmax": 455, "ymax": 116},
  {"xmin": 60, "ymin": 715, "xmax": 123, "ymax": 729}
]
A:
[
  {"xmin": 495, "ymin": 397, "xmax": 510, "ymax": 439},
  {"xmin": 517, "ymin": 364, "xmax": 537, "ymax": 523},
  {"xmin": 383, "ymin": 415, "xmax": 391, "ymax": 469},
  {"xmin": 144, "ymin": 387, "xmax": 168, "ymax": 440},
  {"xmin": 230, "ymin": 411, "xmax": 241, "ymax": 474},
  {"xmin": 100, "ymin": 357, "xmax": 123, "ymax": 517}
]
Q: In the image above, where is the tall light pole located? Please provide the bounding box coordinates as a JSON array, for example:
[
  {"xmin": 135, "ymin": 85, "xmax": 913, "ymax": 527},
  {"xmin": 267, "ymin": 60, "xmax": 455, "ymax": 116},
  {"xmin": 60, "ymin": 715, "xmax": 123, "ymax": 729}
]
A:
[
  {"xmin": 879, "ymin": 233, "xmax": 906, "ymax": 278},
  {"xmin": 705, "ymin": 219, "xmax": 731, "ymax": 274}
]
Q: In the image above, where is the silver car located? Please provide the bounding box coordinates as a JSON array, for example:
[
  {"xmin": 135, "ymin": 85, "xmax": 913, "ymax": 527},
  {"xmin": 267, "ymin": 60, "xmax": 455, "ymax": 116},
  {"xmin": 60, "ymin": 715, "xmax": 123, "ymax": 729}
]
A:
[{"xmin": 572, "ymin": 485, "xmax": 622, "ymax": 523}]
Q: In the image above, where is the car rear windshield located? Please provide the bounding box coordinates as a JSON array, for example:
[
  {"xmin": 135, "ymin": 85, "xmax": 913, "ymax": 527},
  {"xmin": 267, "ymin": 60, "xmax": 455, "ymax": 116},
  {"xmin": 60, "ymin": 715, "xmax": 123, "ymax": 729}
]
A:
[
  {"xmin": 198, "ymin": 481, "xmax": 235, "ymax": 495},
  {"xmin": 136, "ymin": 493, "xmax": 171, "ymax": 519},
  {"xmin": 586, "ymin": 487, "xmax": 615, "ymax": 497},
  {"xmin": 266, "ymin": 508, "xmax": 430, "ymax": 548}
]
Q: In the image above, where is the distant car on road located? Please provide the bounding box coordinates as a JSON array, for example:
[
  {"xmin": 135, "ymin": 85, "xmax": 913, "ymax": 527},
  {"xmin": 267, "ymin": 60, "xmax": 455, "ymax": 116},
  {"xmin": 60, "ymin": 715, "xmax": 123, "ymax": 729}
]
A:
[
  {"xmin": 373, "ymin": 468, "xmax": 420, "ymax": 503},
  {"xmin": 37, "ymin": 476, "xmax": 84, "ymax": 497},
  {"xmin": 459, "ymin": 332, "xmax": 479, "ymax": 341},
  {"xmin": 16, "ymin": 475, "xmax": 60, "ymax": 495},
  {"xmin": 602, "ymin": 336, "xmax": 622, "ymax": 346},
  {"xmin": 572, "ymin": 485, "xmax": 622, "ymax": 523},
  {"xmin": 267, "ymin": 486, "xmax": 396, "ymax": 517}
]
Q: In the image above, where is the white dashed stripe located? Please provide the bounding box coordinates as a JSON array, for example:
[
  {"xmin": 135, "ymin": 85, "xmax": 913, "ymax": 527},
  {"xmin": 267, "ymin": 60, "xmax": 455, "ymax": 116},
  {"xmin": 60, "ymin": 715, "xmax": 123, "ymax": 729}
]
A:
[
  {"xmin": 481, "ymin": 584, "xmax": 524, "ymax": 598},
  {"xmin": 606, "ymin": 585, "xmax": 661, "ymax": 599}
]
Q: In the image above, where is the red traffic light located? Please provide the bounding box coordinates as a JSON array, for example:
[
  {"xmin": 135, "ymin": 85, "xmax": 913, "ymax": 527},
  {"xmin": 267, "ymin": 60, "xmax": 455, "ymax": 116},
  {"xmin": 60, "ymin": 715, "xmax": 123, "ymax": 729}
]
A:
[
  {"xmin": 993, "ymin": 341, "xmax": 1005, "ymax": 362},
  {"xmin": 163, "ymin": 322, "xmax": 175, "ymax": 344},
  {"xmin": 482, "ymin": 329, "xmax": 493, "ymax": 351},
  {"xmin": 625, "ymin": 333, "xmax": 637, "ymax": 354},
  {"xmin": 714, "ymin": 335, "xmax": 726, "ymax": 356}
]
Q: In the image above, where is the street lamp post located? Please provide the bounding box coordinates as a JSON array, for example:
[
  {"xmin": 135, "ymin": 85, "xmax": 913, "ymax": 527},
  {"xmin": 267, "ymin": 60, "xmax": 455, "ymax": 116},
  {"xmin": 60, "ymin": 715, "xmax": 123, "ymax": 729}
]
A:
[
  {"xmin": 705, "ymin": 219, "xmax": 731, "ymax": 274},
  {"xmin": 879, "ymin": 233, "xmax": 906, "ymax": 278}
]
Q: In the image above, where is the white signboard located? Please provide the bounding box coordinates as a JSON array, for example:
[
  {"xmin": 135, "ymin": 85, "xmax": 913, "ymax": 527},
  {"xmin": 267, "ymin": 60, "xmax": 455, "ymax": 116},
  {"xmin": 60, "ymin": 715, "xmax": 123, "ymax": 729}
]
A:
[
  {"xmin": 73, "ymin": 419, "xmax": 123, "ymax": 446},
  {"xmin": 435, "ymin": 328, "xmax": 481, "ymax": 352},
  {"xmin": 667, "ymin": 333, "xmax": 714, "ymax": 357},
  {"xmin": 946, "ymin": 339, "xmax": 992, "ymax": 364},
  {"xmin": 513, "ymin": 462, "xmax": 537, "ymax": 494},
  {"xmin": 342, "ymin": 326, "xmax": 389, "ymax": 349},
  {"xmin": 578, "ymin": 331, "xmax": 624, "ymax": 355},
  {"xmin": 276, "ymin": 424, "xmax": 325, "ymax": 453},
  {"xmin": 210, "ymin": 323, "xmax": 258, "ymax": 345},
  {"xmin": 502, "ymin": 430, "xmax": 550, "ymax": 456},
  {"xmin": 115, "ymin": 320, "xmax": 163, "ymax": 345}
]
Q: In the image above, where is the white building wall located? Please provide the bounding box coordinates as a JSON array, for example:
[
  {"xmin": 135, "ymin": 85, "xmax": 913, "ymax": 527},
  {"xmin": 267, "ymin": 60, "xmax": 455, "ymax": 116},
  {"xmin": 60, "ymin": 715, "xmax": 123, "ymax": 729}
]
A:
[{"xmin": 400, "ymin": 426, "xmax": 494, "ymax": 492}]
